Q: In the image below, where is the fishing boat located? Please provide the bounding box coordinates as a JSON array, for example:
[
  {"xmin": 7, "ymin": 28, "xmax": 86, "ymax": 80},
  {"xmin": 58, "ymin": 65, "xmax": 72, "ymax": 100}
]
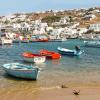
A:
[
  {"xmin": 39, "ymin": 49, "xmax": 61, "ymax": 59},
  {"xmin": 84, "ymin": 41, "xmax": 100, "ymax": 48},
  {"xmin": 2, "ymin": 63, "xmax": 39, "ymax": 80},
  {"xmin": 22, "ymin": 52, "xmax": 46, "ymax": 63},
  {"xmin": 57, "ymin": 47, "xmax": 83, "ymax": 56}
]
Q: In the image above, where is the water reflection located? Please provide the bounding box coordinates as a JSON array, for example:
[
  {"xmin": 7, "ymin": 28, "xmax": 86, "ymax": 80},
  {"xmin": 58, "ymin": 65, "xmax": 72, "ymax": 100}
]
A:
[
  {"xmin": 51, "ymin": 60, "xmax": 60, "ymax": 65},
  {"xmin": 0, "ymin": 45, "xmax": 13, "ymax": 49}
]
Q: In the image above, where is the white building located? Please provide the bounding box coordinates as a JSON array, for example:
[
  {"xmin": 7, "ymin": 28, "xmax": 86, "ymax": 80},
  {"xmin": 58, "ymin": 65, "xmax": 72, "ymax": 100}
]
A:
[
  {"xmin": 2, "ymin": 14, "xmax": 16, "ymax": 22},
  {"xmin": 60, "ymin": 16, "xmax": 70, "ymax": 24},
  {"xmin": 89, "ymin": 23, "xmax": 100, "ymax": 32},
  {"xmin": 49, "ymin": 28, "xmax": 64, "ymax": 39},
  {"xmin": 83, "ymin": 14, "xmax": 96, "ymax": 20},
  {"xmin": 46, "ymin": 27, "xmax": 53, "ymax": 32},
  {"xmin": 77, "ymin": 28, "xmax": 88, "ymax": 34}
]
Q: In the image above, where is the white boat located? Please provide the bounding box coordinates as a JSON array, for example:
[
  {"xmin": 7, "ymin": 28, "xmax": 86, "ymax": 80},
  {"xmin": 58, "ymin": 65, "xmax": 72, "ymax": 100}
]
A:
[
  {"xmin": 0, "ymin": 38, "xmax": 12, "ymax": 45},
  {"xmin": 23, "ymin": 56, "xmax": 46, "ymax": 63},
  {"xmin": 57, "ymin": 47, "xmax": 83, "ymax": 56},
  {"xmin": 49, "ymin": 38, "xmax": 67, "ymax": 42},
  {"xmin": 2, "ymin": 63, "xmax": 39, "ymax": 80},
  {"xmin": 84, "ymin": 41, "xmax": 100, "ymax": 48}
]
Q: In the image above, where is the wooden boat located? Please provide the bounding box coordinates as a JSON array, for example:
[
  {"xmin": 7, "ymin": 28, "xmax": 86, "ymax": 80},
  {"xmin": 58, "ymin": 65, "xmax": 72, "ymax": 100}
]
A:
[
  {"xmin": 22, "ymin": 52, "xmax": 46, "ymax": 63},
  {"xmin": 2, "ymin": 63, "xmax": 39, "ymax": 80},
  {"xmin": 39, "ymin": 49, "xmax": 61, "ymax": 59},
  {"xmin": 57, "ymin": 47, "xmax": 83, "ymax": 56},
  {"xmin": 84, "ymin": 41, "xmax": 100, "ymax": 48}
]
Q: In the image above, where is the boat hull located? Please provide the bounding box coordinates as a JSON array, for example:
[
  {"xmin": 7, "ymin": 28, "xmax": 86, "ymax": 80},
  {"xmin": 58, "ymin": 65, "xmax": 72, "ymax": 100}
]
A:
[
  {"xmin": 22, "ymin": 52, "xmax": 46, "ymax": 63},
  {"xmin": 39, "ymin": 49, "xmax": 61, "ymax": 59},
  {"xmin": 21, "ymin": 40, "xmax": 29, "ymax": 43},
  {"xmin": 57, "ymin": 47, "xmax": 82, "ymax": 56},
  {"xmin": 58, "ymin": 50, "xmax": 82, "ymax": 56},
  {"xmin": 0, "ymin": 39, "xmax": 12, "ymax": 45},
  {"xmin": 23, "ymin": 56, "xmax": 46, "ymax": 63},
  {"xmin": 2, "ymin": 63, "xmax": 38, "ymax": 80}
]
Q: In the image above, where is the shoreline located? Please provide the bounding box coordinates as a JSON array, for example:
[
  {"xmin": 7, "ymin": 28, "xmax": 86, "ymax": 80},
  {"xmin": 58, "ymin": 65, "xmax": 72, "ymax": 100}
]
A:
[{"xmin": 1, "ymin": 86, "xmax": 100, "ymax": 100}]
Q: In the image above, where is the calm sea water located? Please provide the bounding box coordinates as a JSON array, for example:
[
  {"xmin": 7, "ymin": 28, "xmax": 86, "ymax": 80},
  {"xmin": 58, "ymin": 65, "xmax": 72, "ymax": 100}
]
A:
[{"xmin": 0, "ymin": 39, "xmax": 100, "ymax": 90}]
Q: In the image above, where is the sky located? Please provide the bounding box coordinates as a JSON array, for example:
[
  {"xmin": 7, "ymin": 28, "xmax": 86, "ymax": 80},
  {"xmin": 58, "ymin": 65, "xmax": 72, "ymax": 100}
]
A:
[{"xmin": 0, "ymin": 0, "xmax": 100, "ymax": 16}]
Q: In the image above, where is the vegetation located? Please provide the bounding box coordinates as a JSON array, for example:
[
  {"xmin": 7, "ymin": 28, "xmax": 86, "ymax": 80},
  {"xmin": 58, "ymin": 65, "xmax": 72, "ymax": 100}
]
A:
[
  {"xmin": 4, "ymin": 20, "xmax": 10, "ymax": 24},
  {"xmin": 16, "ymin": 19, "xmax": 24, "ymax": 23},
  {"xmin": 42, "ymin": 16, "xmax": 61, "ymax": 23},
  {"xmin": 69, "ymin": 16, "xmax": 74, "ymax": 22},
  {"xmin": 52, "ymin": 24, "xmax": 67, "ymax": 28},
  {"xmin": 88, "ymin": 8, "xmax": 94, "ymax": 12}
]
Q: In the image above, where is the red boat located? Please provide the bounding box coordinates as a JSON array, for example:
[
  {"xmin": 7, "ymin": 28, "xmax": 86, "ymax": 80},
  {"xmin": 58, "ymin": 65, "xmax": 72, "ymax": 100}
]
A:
[
  {"xmin": 37, "ymin": 35, "xmax": 49, "ymax": 42},
  {"xmin": 39, "ymin": 49, "xmax": 61, "ymax": 59},
  {"xmin": 37, "ymin": 38, "xmax": 49, "ymax": 42},
  {"xmin": 22, "ymin": 52, "xmax": 46, "ymax": 63}
]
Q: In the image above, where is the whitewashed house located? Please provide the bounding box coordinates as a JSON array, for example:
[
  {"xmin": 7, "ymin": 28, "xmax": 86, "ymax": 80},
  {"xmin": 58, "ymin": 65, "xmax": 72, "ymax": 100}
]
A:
[
  {"xmin": 0, "ymin": 23, "xmax": 6, "ymax": 29},
  {"xmin": 83, "ymin": 14, "xmax": 96, "ymax": 20},
  {"xmin": 58, "ymin": 27, "xmax": 78, "ymax": 38},
  {"xmin": 20, "ymin": 22, "xmax": 31, "ymax": 31},
  {"xmin": 39, "ymin": 28, "xmax": 46, "ymax": 34},
  {"xmin": 77, "ymin": 28, "xmax": 88, "ymax": 34},
  {"xmin": 13, "ymin": 23, "xmax": 21, "ymax": 30},
  {"xmin": 49, "ymin": 28, "xmax": 63, "ymax": 39},
  {"xmin": 46, "ymin": 27, "xmax": 53, "ymax": 32},
  {"xmin": 17, "ymin": 14, "xmax": 27, "ymax": 21},
  {"xmin": 39, "ymin": 23, "xmax": 48, "ymax": 29},
  {"xmin": 70, "ymin": 22, "xmax": 80, "ymax": 28},
  {"xmin": 5, "ymin": 32, "xmax": 16, "ymax": 39},
  {"xmin": 60, "ymin": 16, "xmax": 70, "ymax": 24},
  {"xmin": 89, "ymin": 23, "xmax": 100, "ymax": 32},
  {"xmin": 1, "ymin": 14, "xmax": 16, "ymax": 22},
  {"xmin": 65, "ymin": 28, "xmax": 77, "ymax": 35},
  {"xmin": 33, "ymin": 29, "xmax": 39, "ymax": 35},
  {"xmin": 32, "ymin": 28, "xmax": 45, "ymax": 35},
  {"xmin": 77, "ymin": 28, "xmax": 88, "ymax": 37},
  {"xmin": 34, "ymin": 19, "xmax": 41, "ymax": 25}
]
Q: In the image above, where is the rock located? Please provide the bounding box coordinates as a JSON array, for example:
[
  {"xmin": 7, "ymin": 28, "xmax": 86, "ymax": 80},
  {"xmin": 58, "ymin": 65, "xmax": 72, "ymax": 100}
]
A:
[
  {"xmin": 61, "ymin": 84, "xmax": 68, "ymax": 88},
  {"xmin": 73, "ymin": 90, "xmax": 80, "ymax": 95}
]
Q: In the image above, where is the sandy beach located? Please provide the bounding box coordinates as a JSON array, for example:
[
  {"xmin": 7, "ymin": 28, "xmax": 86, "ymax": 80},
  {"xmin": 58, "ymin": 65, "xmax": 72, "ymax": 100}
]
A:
[{"xmin": 1, "ymin": 86, "xmax": 100, "ymax": 100}]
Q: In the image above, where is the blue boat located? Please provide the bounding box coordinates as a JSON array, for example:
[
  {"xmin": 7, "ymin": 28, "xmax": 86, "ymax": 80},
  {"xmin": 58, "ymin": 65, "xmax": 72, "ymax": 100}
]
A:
[
  {"xmin": 2, "ymin": 63, "xmax": 39, "ymax": 80},
  {"xmin": 57, "ymin": 47, "xmax": 83, "ymax": 56}
]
